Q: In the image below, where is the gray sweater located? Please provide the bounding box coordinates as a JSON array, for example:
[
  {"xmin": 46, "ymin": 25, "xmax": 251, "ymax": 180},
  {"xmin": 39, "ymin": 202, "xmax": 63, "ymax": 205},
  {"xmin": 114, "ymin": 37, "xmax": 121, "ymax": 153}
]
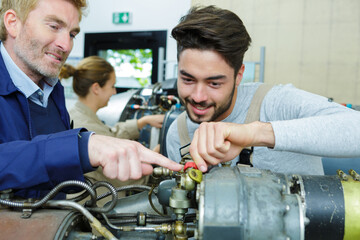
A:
[{"xmin": 166, "ymin": 83, "xmax": 360, "ymax": 175}]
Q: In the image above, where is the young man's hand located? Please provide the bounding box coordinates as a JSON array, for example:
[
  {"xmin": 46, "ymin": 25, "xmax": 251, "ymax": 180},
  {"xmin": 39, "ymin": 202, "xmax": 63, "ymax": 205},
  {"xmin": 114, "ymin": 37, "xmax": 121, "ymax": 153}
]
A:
[{"xmin": 189, "ymin": 121, "xmax": 275, "ymax": 172}]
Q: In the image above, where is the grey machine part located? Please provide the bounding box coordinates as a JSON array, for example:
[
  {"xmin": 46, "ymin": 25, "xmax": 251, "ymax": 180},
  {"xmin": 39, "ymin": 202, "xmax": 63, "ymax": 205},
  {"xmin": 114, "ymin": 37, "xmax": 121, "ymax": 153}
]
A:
[
  {"xmin": 197, "ymin": 166, "xmax": 304, "ymax": 240},
  {"xmin": 2, "ymin": 165, "xmax": 358, "ymax": 240}
]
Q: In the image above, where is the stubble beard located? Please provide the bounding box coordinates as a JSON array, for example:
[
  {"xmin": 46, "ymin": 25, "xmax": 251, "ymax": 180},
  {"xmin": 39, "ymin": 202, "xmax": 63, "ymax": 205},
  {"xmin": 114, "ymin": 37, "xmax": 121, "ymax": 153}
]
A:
[
  {"xmin": 184, "ymin": 83, "xmax": 236, "ymax": 124},
  {"xmin": 14, "ymin": 37, "xmax": 65, "ymax": 80}
]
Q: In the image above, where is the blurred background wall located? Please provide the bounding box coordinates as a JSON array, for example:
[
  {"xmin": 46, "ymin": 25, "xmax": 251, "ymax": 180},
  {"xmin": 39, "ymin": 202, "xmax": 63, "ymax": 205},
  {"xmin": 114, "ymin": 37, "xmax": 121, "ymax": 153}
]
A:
[
  {"xmin": 192, "ymin": 0, "xmax": 360, "ymax": 105},
  {"xmin": 70, "ymin": 0, "xmax": 192, "ymax": 80}
]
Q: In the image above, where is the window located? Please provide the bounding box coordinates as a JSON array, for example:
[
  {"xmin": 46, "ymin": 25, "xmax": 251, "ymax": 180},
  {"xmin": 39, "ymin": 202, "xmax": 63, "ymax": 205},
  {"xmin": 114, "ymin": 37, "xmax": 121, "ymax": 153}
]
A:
[{"xmin": 84, "ymin": 31, "xmax": 167, "ymax": 93}]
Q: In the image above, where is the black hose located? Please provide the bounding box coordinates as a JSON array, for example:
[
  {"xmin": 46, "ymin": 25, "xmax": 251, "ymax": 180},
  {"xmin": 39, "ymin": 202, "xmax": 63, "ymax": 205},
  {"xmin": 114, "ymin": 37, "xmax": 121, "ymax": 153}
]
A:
[
  {"xmin": 109, "ymin": 218, "xmax": 138, "ymax": 224},
  {"xmin": 97, "ymin": 185, "xmax": 151, "ymax": 201},
  {"xmin": 105, "ymin": 213, "xmax": 137, "ymax": 218},
  {"xmin": 66, "ymin": 177, "xmax": 95, "ymax": 203},
  {"xmin": 104, "ymin": 215, "xmax": 173, "ymax": 225},
  {"xmin": 87, "ymin": 181, "xmax": 118, "ymax": 213}
]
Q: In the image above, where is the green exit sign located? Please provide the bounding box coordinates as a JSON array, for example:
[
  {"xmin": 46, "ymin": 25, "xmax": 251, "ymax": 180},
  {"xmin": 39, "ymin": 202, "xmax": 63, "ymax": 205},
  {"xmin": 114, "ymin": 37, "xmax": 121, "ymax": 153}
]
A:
[{"xmin": 113, "ymin": 12, "xmax": 131, "ymax": 24}]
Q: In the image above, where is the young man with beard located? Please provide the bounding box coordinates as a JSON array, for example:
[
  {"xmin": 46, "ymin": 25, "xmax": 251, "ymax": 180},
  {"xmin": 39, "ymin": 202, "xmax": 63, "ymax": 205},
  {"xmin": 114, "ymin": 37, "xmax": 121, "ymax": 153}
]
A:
[
  {"xmin": 0, "ymin": 0, "xmax": 182, "ymax": 199},
  {"xmin": 166, "ymin": 5, "xmax": 360, "ymax": 175}
]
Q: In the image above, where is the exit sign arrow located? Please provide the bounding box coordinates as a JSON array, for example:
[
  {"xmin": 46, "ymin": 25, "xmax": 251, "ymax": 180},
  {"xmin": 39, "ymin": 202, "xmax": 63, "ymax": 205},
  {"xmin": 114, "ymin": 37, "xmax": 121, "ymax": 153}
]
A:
[{"xmin": 113, "ymin": 12, "xmax": 131, "ymax": 24}]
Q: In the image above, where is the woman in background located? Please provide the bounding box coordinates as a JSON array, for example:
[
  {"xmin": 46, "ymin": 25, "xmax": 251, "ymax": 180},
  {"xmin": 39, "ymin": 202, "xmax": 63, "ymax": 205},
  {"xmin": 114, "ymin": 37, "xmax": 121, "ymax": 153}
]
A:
[
  {"xmin": 60, "ymin": 56, "xmax": 164, "ymax": 140},
  {"xmin": 60, "ymin": 56, "xmax": 164, "ymax": 202}
]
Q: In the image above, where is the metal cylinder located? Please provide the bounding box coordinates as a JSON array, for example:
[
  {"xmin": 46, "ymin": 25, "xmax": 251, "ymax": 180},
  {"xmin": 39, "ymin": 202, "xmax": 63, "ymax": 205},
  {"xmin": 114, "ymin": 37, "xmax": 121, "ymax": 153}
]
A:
[
  {"xmin": 302, "ymin": 175, "xmax": 345, "ymax": 240},
  {"xmin": 197, "ymin": 166, "xmax": 303, "ymax": 240},
  {"xmin": 340, "ymin": 176, "xmax": 360, "ymax": 240},
  {"xmin": 197, "ymin": 166, "xmax": 360, "ymax": 240}
]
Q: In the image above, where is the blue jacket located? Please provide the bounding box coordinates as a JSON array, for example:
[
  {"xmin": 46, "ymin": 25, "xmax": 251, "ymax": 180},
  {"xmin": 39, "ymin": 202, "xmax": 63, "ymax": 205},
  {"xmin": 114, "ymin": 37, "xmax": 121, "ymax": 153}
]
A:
[{"xmin": 0, "ymin": 52, "xmax": 85, "ymax": 199}]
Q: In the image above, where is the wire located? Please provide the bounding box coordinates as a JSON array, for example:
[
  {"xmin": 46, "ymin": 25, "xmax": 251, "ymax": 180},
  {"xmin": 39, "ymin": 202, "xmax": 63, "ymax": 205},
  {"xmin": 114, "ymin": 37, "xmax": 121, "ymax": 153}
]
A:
[
  {"xmin": 97, "ymin": 185, "xmax": 151, "ymax": 201},
  {"xmin": 86, "ymin": 181, "xmax": 118, "ymax": 213},
  {"xmin": 148, "ymin": 185, "xmax": 165, "ymax": 216},
  {"xmin": 47, "ymin": 200, "xmax": 118, "ymax": 240},
  {"xmin": 0, "ymin": 180, "xmax": 96, "ymax": 209},
  {"xmin": 66, "ymin": 177, "xmax": 95, "ymax": 203}
]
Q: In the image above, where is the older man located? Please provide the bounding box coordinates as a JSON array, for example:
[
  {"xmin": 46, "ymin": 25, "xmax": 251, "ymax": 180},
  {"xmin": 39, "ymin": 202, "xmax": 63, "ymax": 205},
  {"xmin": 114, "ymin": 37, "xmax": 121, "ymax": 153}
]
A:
[{"xmin": 0, "ymin": 0, "xmax": 181, "ymax": 199}]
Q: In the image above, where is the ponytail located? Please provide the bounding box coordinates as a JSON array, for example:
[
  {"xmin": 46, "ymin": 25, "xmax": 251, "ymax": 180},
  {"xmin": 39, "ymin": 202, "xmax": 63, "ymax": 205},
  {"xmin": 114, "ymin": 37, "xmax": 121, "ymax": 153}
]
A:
[{"xmin": 59, "ymin": 64, "xmax": 77, "ymax": 80}]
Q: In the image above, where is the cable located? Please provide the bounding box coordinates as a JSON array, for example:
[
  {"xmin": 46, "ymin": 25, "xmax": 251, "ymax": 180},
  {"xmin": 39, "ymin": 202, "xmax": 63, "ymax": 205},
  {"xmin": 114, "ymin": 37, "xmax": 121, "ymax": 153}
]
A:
[
  {"xmin": 46, "ymin": 200, "xmax": 118, "ymax": 240},
  {"xmin": 97, "ymin": 184, "xmax": 152, "ymax": 201},
  {"xmin": 0, "ymin": 180, "xmax": 96, "ymax": 209},
  {"xmin": 66, "ymin": 177, "xmax": 95, "ymax": 203},
  {"xmin": 148, "ymin": 185, "xmax": 165, "ymax": 216},
  {"xmin": 86, "ymin": 181, "xmax": 118, "ymax": 213}
]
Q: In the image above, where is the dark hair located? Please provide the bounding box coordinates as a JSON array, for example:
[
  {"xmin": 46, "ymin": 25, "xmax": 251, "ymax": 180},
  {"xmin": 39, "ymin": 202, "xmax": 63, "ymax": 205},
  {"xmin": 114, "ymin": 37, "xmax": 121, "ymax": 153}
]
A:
[
  {"xmin": 171, "ymin": 5, "xmax": 252, "ymax": 77},
  {"xmin": 59, "ymin": 56, "xmax": 114, "ymax": 98}
]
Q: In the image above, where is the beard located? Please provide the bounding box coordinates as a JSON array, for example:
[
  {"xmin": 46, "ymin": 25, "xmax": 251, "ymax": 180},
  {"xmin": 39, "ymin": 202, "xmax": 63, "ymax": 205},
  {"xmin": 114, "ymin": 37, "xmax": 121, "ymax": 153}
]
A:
[
  {"xmin": 14, "ymin": 32, "xmax": 66, "ymax": 80},
  {"xmin": 183, "ymin": 82, "xmax": 236, "ymax": 124}
]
